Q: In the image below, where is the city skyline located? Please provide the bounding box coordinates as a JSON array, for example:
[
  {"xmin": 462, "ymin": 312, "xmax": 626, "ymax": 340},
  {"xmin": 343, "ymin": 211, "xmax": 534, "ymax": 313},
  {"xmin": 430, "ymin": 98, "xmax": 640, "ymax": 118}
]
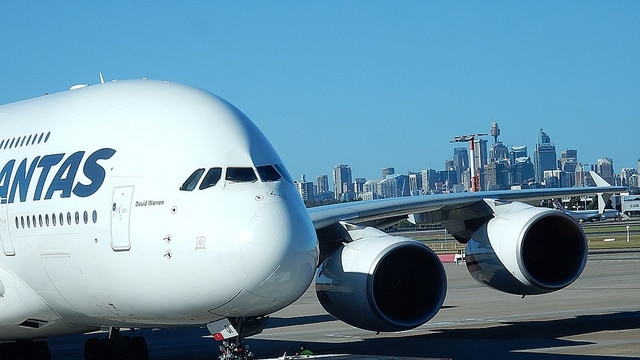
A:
[{"xmin": 298, "ymin": 124, "xmax": 639, "ymax": 186}]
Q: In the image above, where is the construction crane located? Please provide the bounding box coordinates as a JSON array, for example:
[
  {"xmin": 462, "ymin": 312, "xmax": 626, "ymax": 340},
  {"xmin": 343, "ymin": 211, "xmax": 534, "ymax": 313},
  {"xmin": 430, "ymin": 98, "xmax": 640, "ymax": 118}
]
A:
[{"xmin": 450, "ymin": 133, "xmax": 487, "ymax": 192}]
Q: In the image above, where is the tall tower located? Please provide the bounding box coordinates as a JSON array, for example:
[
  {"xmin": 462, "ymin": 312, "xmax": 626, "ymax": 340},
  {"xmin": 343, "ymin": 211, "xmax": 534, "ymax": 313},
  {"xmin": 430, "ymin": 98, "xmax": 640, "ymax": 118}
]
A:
[
  {"xmin": 491, "ymin": 122, "xmax": 500, "ymax": 144},
  {"xmin": 489, "ymin": 122, "xmax": 508, "ymax": 163}
]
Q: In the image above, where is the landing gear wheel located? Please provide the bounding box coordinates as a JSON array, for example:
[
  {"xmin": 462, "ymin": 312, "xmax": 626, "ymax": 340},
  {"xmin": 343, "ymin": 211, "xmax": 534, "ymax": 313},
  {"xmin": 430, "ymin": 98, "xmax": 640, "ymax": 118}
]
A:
[{"xmin": 218, "ymin": 339, "xmax": 253, "ymax": 360}]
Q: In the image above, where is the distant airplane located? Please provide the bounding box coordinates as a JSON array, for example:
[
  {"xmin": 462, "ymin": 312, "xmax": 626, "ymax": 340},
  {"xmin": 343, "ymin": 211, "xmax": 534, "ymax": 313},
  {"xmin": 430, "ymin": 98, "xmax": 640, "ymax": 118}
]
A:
[
  {"xmin": 550, "ymin": 171, "xmax": 626, "ymax": 222},
  {"xmin": 551, "ymin": 198, "xmax": 621, "ymax": 222},
  {"xmin": 0, "ymin": 79, "xmax": 626, "ymax": 360}
]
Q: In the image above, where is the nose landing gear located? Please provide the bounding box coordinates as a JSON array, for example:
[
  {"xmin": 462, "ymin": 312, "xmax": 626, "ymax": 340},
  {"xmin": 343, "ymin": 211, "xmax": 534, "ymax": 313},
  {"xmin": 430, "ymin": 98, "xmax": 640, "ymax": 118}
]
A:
[{"xmin": 209, "ymin": 317, "xmax": 269, "ymax": 360}]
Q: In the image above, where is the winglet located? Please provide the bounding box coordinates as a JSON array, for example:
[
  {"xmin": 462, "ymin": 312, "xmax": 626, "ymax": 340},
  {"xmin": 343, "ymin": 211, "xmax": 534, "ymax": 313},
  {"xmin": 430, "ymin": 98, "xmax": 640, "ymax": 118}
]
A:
[{"xmin": 99, "ymin": 72, "xmax": 105, "ymax": 84}]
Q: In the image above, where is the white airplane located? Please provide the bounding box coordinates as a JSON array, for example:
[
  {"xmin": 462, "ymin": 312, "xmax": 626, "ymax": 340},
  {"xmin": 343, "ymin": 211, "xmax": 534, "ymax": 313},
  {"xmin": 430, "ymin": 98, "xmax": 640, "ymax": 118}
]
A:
[
  {"xmin": 550, "ymin": 172, "xmax": 625, "ymax": 222},
  {"xmin": 551, "ymin": 198, "xmax": 621, "ymax": 222},
  {"xmin": 0, "ymin": 79, "xmax": 625, "ymax": 360}
]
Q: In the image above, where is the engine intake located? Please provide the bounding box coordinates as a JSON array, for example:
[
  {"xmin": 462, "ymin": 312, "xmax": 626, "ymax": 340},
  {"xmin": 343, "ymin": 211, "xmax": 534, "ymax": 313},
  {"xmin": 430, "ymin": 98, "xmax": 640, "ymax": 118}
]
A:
[{"xmin": 315, "ymin": 228, "xmax": 446, "ymax": 332}]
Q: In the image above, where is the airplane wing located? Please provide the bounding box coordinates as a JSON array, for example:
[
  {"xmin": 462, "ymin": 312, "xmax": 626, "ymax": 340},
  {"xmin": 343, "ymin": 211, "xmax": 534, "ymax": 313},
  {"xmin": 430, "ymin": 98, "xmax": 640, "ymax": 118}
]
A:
[
  {"xmin": 307, "ymin": 184, "xmax": 626, "ymax": 333},
  {"xmin": 308, "ymin": 185, "xmax": 625, "ymax": 237}
]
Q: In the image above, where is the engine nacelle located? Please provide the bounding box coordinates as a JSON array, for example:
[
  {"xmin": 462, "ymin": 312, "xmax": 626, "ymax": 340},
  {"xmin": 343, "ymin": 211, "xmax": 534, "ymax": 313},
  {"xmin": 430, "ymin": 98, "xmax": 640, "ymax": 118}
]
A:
[
  {"xmin": 315, "ymin": 227, "xmax": 446, "ymax": 332},
  {"xmin": 465, "ymin": 201, "xmax": 587, "ymax": 295}
]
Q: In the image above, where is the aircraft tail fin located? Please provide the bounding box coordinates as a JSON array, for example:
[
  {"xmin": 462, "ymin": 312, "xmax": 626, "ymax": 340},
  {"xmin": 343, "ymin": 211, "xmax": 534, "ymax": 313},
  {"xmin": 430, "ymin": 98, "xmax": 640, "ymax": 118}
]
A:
[
  {"xmin": 589, "ymin": 171, "xmax": 612, "ymax": 187},
  {"xmin": 589, "ymin": 171, "xmax": 613, "ymax": 213}
]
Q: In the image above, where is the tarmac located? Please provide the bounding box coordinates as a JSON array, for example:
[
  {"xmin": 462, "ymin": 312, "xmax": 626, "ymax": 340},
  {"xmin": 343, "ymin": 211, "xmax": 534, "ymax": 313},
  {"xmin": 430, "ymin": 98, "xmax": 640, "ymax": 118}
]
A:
[{"xmin": 48, "ymin": 250, "xmax": 640, "ymax": 359}]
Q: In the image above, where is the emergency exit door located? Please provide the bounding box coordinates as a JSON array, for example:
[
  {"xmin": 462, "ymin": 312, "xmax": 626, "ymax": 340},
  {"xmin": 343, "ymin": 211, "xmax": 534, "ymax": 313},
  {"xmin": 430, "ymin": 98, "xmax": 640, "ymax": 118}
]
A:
[
  {"xmin": 111, "ymin": 186, "xmax": 134, "ymax": 251},
  {"xmin": 0, "ymin": 203, "xmax": 14, "ymax": 256}
]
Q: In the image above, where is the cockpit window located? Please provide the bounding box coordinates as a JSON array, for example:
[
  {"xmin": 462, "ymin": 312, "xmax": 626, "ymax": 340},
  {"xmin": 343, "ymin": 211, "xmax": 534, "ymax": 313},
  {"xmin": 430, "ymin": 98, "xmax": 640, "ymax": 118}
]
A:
[
  {"xmin": 180, "ymin": 168, "xmax": 205, "ymax": 191},
  {"xmin": 226, "ymin": 167, "xmax": 258, "ymax": 183},
  {"xmin": 257, "ymin": 165, "xmax": 282, "ymax": 182},
  {"xmin": 199, "ymin": 167, "xmax": 222, "ymax": 190}
]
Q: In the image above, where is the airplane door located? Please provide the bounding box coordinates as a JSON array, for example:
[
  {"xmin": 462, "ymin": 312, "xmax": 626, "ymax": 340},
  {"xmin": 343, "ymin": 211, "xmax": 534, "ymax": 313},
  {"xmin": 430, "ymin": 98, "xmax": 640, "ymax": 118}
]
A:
[
  {"xmin": 0, "ymin": 203, "xmax": 14, "ymax": 256},
  {"xmin": 111, "ymin": 186, "xmax": 134, "ymax": 251}
]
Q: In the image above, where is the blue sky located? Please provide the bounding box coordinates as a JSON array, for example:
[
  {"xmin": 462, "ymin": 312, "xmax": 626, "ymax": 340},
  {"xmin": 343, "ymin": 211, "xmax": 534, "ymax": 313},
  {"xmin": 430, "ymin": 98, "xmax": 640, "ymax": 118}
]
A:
[{"xmin": 1, "ymin": 1, "xmax": 638, "ymax": 181}]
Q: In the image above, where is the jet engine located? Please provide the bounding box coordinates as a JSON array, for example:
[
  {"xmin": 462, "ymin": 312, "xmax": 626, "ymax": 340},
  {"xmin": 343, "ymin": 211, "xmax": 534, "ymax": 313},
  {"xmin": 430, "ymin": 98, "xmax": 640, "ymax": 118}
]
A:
[
  {"xmin": 315, "ymin": 227, "xmax": 446, "ymax": 332},
  {"xmin": 465, "ymin": 201, "xmax": 587, "ymax": 295}
]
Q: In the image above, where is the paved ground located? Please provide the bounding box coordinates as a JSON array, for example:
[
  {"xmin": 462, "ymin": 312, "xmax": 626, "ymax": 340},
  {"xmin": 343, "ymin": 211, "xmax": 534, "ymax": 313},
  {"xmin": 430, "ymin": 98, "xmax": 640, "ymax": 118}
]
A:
[{"xmin": 48, "ymin": 250, "xmax": 640, "ymax": 359}]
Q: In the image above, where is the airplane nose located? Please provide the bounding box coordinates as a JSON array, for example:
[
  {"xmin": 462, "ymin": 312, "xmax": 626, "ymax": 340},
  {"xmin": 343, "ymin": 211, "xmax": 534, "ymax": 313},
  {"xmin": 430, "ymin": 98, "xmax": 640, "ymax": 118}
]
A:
[{"xmin": 239, "ymin": 199, "xmax": 317, "ymax": 307}]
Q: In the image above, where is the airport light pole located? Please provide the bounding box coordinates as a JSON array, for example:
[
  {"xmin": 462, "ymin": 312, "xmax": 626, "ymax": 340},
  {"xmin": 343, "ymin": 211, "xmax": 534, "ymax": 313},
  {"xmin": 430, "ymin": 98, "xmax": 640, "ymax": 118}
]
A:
[{"xmin": 451, "ymin": 133, "xmax": 487, "ymax": 192}]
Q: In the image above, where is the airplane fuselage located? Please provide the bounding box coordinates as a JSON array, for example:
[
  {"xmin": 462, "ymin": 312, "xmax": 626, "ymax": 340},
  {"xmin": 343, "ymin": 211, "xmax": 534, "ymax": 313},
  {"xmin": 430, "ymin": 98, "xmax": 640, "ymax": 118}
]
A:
[{"xmin": 0, "ymin": 80, "xmax": 319, "ymax": 340}]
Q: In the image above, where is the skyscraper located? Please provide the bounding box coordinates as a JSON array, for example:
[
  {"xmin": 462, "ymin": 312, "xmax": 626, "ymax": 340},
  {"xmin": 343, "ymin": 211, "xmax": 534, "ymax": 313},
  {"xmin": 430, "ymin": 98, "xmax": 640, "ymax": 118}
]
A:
[
  {"xmin": 473, "ymin": 138, "xmax": 488, "ymax": 174},
  {"xmin": 333, "ymin": 165, "xmax": 352, "ymax": 200},
  {"xmin": 295, "ymin": 175, "xmax": 315, "ymax": 201},
  {"xmin": 620, "ymin": 168, "xmax": 638, "ymax": 187},
  {"xmin": 484, "ymin": 161, "xmax": 510, "ymax": 190},
  {"xmin": 594, "ymin": 158, "xmax": 614, "ymax": 185},
  {"xmin": 575, "ymin": 163, "xmax": 590, "ymax": 187},
  {"xmin": 558, "ymin": 149, "xmax": 578, "ymax": 186},
  {"xmin": 559, "ymin": 149, "xmax": 578, "ymax": 172},
  {"xmin": 379, "ymin": 174, "xmax": 409, "ymax": 198},
  {"xmin": 452, "ymin": 147, "xmax": 468, "ymax": 185},
  {"xmin": 510, "ymin": 145, "xmax": 528, "ymax": 164},
  {"xmin": 511, "ymin": 157, "xmax": 535, "ymax": 185},
  {"xmin": 473, "ymin": 138, "xmax": 488, "ymax": 190},
  {"xmin": 316, "ymin": 175, "xmax": 329, "ymax": 196},
  {"xmin": 421, "ymin": 169, "xmax": 437, "ymax": 194},
  {"xmin": 534, "ymin": 129, "xmax": 557, "ymax": 183}
]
